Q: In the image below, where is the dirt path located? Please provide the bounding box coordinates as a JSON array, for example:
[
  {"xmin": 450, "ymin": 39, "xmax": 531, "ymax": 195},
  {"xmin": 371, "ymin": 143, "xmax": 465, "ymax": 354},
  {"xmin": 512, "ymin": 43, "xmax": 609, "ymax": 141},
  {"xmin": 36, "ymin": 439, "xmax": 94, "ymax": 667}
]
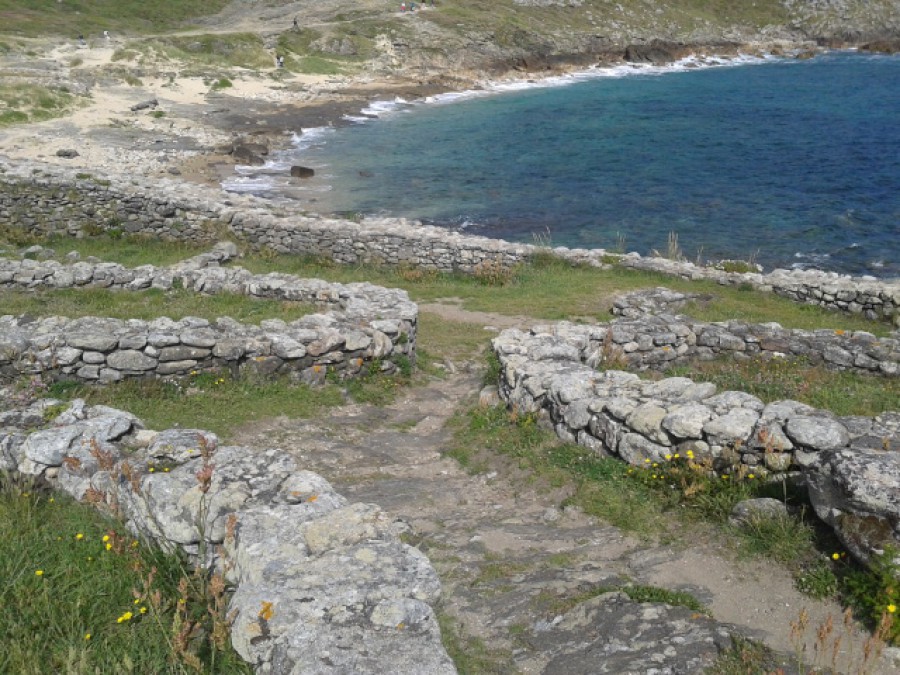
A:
[{"xmin": 231, "ymin": 366, "xmax": 891, "ymax": 674}]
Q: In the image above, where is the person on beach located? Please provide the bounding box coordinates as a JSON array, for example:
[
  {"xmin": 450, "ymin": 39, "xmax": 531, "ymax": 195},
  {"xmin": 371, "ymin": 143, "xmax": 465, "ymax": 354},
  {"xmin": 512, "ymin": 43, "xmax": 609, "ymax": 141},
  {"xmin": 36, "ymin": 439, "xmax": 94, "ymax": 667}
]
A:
[{"xmin": 77, "ymin": 34, "xmax": 86, "ymax": 47}]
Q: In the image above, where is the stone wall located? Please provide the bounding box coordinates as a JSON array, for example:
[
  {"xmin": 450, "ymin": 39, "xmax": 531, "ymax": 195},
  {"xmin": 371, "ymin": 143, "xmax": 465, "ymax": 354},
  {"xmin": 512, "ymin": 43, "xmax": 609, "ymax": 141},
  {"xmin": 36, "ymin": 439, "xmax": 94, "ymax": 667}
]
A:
[
  {"xmin": 0, "ymin": 397, "xmax": 455, "ymax": 673},
  {"xmin": 491, "ymin": 323, "xmax": 900, "ymax": 566},
  {"xmin": 0, "ymin": 244, "xmax": 417, "ymax": 384},
  {"xmin": 1, "ymin": 159, "xmax": 897, "ymax": 323},
  {"xmin": 602, "ymin": 288, "xmax": 899, "ymax": 375}
]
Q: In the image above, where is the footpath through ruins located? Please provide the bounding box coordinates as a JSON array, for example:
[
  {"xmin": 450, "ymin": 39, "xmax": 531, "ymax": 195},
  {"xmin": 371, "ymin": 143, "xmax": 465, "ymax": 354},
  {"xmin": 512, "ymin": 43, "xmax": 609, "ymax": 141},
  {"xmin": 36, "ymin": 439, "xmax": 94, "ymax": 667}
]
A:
[{"xmin": 230, "ymin": 348, "xmax": 892, "ymax": 674}]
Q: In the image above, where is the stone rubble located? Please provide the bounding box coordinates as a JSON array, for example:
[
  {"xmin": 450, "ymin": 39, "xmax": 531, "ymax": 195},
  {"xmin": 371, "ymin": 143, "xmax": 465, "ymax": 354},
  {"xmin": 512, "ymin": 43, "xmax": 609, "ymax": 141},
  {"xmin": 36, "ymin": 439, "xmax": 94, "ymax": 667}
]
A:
[{"xmin": 1, "ymin": 397, "xmax": 455, "ymax": 674}]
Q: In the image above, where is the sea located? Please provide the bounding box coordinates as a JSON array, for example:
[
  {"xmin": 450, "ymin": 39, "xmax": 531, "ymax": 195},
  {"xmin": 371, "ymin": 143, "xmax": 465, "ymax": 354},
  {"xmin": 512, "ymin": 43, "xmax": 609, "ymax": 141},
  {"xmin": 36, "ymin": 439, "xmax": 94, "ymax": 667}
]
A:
[{"xmin": 224, "ymin": 51, "xmax": 900, "ymax": 279}]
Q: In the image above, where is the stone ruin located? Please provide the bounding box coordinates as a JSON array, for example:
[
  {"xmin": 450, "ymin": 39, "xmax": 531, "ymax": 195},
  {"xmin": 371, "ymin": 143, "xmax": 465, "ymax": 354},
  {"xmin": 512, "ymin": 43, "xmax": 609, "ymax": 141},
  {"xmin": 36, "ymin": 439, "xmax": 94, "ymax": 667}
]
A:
[{"xmin": 490, "ymin": 288, "xmax": 900, "ymax": 569}]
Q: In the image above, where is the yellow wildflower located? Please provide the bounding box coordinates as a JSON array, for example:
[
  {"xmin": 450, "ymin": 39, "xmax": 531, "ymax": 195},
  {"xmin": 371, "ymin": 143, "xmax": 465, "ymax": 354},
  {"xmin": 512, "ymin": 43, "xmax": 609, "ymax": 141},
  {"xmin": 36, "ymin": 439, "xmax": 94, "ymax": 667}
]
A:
[
  {"xmin": 35, "ymin": 570, "xmax": 44, "ymax": 577},
  {"xmin": 84, "ymin": 633, "xmax": 91, "ymax": 641},
  {"xmin": 117, "ymin": 611, "xmax": 133, "ymax": 624},
  {"xmin": 106, "ymin": 543, "xmax": 112, "ymax": 551},
  {"xmin": 832, "ymin": 552, "xmax": 841, "ymax": 560},
  {"xmin": 75, "ymin": 533, "xmax": 84, "ymax": 540},
  {"xmin": 102, "ymin": 535, "xmax": 110, "ymax": 543},
  {"xmin": 888, "ymin": 604, "xmax": 897, "ymax": 614}
]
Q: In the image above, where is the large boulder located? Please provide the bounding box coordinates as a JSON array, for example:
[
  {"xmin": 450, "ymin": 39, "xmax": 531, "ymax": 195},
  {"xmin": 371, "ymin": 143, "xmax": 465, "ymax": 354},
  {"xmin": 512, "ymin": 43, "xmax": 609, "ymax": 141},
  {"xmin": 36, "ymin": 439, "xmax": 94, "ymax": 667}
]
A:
[
  {"xmin": 290, "ymin": 165, "xmax": 315, "ymax": 178},
  {"xmin": 806, "ymin": 448, "xmax": 900, "ymax": 567}
]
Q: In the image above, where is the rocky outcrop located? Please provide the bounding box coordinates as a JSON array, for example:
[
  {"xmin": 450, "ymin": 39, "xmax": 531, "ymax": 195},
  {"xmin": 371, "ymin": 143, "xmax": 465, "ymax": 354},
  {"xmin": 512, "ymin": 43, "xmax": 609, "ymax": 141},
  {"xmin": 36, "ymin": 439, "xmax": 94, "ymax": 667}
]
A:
[
  {"xmin": 806, "ymin": 448, "xmax": 900, "ymax": 566},
  {"xmin": 1, "ymin": 397, "xmax": 455, "ymax": 673},
  {"xmin": 289, "ymin": 166, "xmax": 314, "ymax": 178},
  {"xmin": 624, "ymin": 40, "xmax": 697, "ymax": 64},
  {"xmin": 531, "ymin": 591, "xmax": 735, "ymax": 673}
]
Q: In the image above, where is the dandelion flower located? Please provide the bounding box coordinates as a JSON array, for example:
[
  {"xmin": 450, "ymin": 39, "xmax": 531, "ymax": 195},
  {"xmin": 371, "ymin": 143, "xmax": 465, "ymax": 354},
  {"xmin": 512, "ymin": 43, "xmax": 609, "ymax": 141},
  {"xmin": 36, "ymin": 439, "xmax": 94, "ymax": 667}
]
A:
[
  {"xmin": 131, "ymin": 541, "xmax": 139, "ymax": 548},
  {"xmin": 673, "ymin": 453, "xmax": 680, "ymax": 459},
  {"xmin": 116, "ymin": 611, "xmax": 133, "ymax": 624},
  {"xmin": 686, "ymin": 450, "xmax": 695, "ymax": 459},
  {"xmin": 888, "ymin": 604, "xmax": 897, "ymax": 614},
  {"xmin": 102, "ymin": 535, "xmax": 110, "ymax": 543},
  {"xmin": 148, "ymin": 467, "xmax": 155, "ymax": 473},
  {"xmin": 105, "ymin": 543, "xmax": 112, "ymax": 551},
  {"xmin": 163, "ymin": 467, "xmax": 170, "ymax": 473},
  {"xmin": 832, "ymin": 552, "xmax": 841, "ymax": 560},
  {"xmin": 35, "ymin": 570, "xmax": 44, "ymax": 577},
  {"xmin": 748, "ymin": 474, "xmax": 756, "ymax": 479},
  {"xmin": 665, "ymin": 454, "xmax": 672, "ymax": 461},
  {"xmin": 139, "ymin": 606, "xmax": 147, "ymax": 614},
  {"xmin": 75, "ymin": 533, "xmax": 84, "ymax": 540},
  {"xmin": 644, "ymin": 459, "xmax": 651, "ymax": 463},
  {"xmin": 84, "ymin": 633, "xmax": 91, "ymax": 641}
]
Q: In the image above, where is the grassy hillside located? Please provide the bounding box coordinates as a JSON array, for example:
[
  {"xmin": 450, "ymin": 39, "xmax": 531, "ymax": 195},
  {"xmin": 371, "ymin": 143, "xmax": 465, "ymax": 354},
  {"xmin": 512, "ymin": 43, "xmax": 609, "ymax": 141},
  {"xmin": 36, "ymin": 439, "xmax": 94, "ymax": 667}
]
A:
[{"xmin": 0, "ymin": 0, "xmax": 230, "ymax": 36}]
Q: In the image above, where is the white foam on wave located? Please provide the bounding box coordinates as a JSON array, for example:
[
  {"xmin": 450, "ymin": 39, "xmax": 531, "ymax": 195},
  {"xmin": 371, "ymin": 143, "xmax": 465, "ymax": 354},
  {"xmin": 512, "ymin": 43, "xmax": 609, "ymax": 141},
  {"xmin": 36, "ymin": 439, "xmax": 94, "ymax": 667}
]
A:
[{"xmin": 224, "ymin": 51, "xmax": 776, "ymax": 197}]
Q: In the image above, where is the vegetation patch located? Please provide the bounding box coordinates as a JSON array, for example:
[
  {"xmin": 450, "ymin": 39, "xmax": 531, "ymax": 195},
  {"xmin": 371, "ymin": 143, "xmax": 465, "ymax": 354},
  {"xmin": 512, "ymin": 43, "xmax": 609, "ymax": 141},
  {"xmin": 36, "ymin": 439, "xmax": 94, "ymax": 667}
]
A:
[
  {"xmin": 662, "ymin": 355, "xmax": 899, "ymax": 417},
  {"xmin": 0, "ymin": 84, "xmax": 79, "ymax": 127},
  {"xmin": 45, "ymin": 371, "xmax": 344, "ymax": 441},
  {"xmin": 0, "ymin": 0, "xmax": 231, "ymax": 36},
  {"xmin": 449, "ymin": 402, "xmax": 899, "ymax": 646},
  {"xmin": 0, "ymin": 474, "xmax": 250, "ymax": 674}
]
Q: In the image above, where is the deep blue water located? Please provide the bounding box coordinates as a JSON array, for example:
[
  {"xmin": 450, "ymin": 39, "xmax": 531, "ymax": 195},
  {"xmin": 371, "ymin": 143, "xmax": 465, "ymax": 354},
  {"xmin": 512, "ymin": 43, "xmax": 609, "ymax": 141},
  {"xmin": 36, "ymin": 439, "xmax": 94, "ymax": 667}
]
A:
[{"xmin": 229, "ymin": 52, "xmax": 900, "ymax": 277}]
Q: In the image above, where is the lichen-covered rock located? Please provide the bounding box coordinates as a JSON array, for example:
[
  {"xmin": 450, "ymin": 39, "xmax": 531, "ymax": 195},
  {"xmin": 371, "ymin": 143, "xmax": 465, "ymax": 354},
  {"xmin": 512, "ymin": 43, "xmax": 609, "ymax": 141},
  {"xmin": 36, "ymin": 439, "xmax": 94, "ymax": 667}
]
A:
[
  {"xmin": 2, "ymin": 399, "xmax": 454, "ymax": 673},
  {"xmin": 531, "ymin": 592, "xmax": 735, "ymax": 674},
  {"xmin": 806, "ymin": 448, "xmax": 900, "ymax": 566}
]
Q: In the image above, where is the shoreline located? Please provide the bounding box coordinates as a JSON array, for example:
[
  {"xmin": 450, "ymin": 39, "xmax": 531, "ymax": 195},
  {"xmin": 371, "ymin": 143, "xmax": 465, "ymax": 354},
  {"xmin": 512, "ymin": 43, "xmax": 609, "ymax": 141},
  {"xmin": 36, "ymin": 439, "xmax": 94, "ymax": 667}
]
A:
[
  {"xmin": 222, "ymin": 48, "xmax": 899, "ymax": 279},
  {"xmin": 0, "ymin": 35, "xmax": 897, "ymax": 279}
]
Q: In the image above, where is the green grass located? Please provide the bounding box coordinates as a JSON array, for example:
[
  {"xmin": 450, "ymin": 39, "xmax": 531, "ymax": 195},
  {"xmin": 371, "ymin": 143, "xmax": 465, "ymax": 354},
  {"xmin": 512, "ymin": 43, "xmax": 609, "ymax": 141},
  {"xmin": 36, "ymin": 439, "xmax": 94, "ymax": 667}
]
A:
[
  {"xmin": 42, "ymin": 235, "xmax": 209, "ymax": 267},
  {"xmin": 436, "ymin": 611, "xmax": 514, "ymax": 675},
  {"xmin": 291, "ymin": 55, "xmax": 348, "ymax": 75},
  {"xmin": 0, "ymin": 84, "xmax": 80, "ymax": 127},
  {"xmin": 18, "ymin": 237, "xmax": 892, "ymax": 336},
  {"xmin": 0, "ymin": 0, "xmax": 230, "ymax": 36},
  {"xmin": 0, "ymin": 478, "xmax": 250, "ymax": 674},
  {"xmin": 663, "ymin": 356, "xmax": 900, "ymax": 417},
  {"xmin": 0, "ymin": 288, "xmax": 318, "ymax": 325},
  {"xmin": 147, "ymin": 34, "xmax": 273, "ymax": 71},
  {"xmin": 238, "ymin": 252, "xmax": 893, "ymax": 335},
  {"xmin": 46, "ymin": 372, "xmax": 345, "ymax": 440}
]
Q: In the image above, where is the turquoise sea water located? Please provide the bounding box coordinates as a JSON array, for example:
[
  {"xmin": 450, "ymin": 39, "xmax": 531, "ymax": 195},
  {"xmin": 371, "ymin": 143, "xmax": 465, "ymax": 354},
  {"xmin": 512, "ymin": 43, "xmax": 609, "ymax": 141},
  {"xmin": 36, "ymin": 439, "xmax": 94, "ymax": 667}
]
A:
[{"xmin": 227, "ymin": 52, "xmax": 900, "ymax": 277}]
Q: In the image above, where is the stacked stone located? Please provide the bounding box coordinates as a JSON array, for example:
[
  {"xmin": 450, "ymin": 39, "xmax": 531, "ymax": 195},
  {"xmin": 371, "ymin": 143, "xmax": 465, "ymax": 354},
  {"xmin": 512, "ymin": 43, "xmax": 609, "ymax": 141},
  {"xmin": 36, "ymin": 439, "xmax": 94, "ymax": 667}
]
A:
[
  {"xmin": 608, "ymin": 288, "xmax": 899, "ymax": 375},
  {"xmin": 0, "ymin": 398, "xmax": 455, "ymax": 673},
  {"xmin": 0, "ymin": 312, "xmax": 410, "ymax": 385},
  {"xmin": 491, "ymin": 325, "xmax": 900, "ymax": 566},
  {"xmin": 0, "ymin": 243, "xmax": 418, "ymax": 385},
  {"xmin": 2, "ymin": 159, "xmax": 896, "ymax": 326},
  {"xmin": 617, "ymin": 256, "xmax": 900, "ymax": 323}
]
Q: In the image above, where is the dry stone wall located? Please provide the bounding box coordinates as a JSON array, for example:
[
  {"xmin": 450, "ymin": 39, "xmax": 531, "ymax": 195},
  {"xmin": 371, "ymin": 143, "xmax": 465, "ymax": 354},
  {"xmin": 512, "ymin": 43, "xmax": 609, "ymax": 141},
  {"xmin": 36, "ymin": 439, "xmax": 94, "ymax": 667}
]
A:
[
  {"xmin": 0, "ymin": 244, "xmax": 417, "ymax": 384},
  {"xmin": 604, "ymin": 288, "xmax": 900, "ymax": 375},
  {"xmin": 491, "ymin": 323, "xmax": 900, "ymax": 567},
  {"xmin": 1, "ymin": 159, "xmax": 897, "ymax": 323},
  {"xmin": 0, "ymin": 397, "xmax": 455, "ymax": 673}
]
